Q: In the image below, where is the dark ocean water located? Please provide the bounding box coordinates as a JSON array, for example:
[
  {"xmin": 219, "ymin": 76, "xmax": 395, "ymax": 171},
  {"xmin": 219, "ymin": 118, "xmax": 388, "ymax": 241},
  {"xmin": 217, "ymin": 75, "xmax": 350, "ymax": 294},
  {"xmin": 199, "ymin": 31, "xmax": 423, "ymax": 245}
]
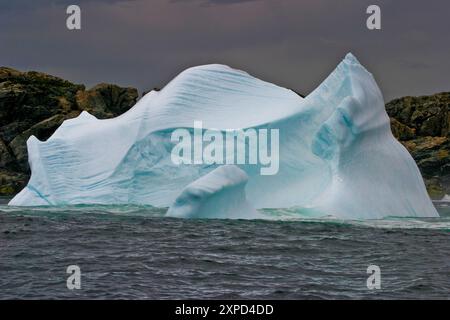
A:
[{"xmin": 0, "ymin": 197, "xmax": 449, "ymax": 299}]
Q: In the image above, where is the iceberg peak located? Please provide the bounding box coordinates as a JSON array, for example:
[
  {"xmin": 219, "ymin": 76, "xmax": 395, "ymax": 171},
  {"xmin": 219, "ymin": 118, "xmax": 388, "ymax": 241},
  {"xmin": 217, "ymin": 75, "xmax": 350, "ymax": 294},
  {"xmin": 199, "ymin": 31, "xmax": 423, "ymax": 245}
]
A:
[{"xmin": 343, "ymin": 52, "xmax": 361, "ymax": 65}]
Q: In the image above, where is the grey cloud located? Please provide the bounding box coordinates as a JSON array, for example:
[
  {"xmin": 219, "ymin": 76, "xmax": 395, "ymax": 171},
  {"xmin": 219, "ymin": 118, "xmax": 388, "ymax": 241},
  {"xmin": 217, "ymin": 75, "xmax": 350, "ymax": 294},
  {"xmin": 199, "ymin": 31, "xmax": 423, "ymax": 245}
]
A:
[
  {"xmin": 0, "ymin": 0, "xmax": 135, "ymax": 12},
  {"xmin": 171, "ymin": 0, "xmax": 261, "ymax": 5},
  {"xmin": 1, "ymin": 0, "xmax": 449, "ymax": 101}
]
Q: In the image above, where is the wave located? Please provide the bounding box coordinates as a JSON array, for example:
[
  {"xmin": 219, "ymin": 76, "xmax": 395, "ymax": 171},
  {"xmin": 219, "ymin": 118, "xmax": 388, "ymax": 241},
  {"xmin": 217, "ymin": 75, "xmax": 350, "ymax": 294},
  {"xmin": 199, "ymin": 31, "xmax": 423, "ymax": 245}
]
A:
[{"xmin": 1, "ymin": 203, "xmax": 448, "ymax": 231}]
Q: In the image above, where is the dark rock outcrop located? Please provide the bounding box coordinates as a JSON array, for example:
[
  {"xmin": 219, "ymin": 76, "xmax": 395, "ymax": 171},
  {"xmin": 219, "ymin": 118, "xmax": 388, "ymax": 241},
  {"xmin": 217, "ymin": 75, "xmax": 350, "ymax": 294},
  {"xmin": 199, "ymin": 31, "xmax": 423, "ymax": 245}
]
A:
[
  {"xmin": 386, "ymin": 92, "xmax": 450, "ymax": 137},
  {"xmin": 0, "ymin": 66, "xmax": 138, "ymax": 196},
  {"xmin": 387, "ymin": 92, "xmax": 450, "ymax": 199},
  {"xmin": 76, "ymin": 83, "xmax": 138, "ymax": 119}
]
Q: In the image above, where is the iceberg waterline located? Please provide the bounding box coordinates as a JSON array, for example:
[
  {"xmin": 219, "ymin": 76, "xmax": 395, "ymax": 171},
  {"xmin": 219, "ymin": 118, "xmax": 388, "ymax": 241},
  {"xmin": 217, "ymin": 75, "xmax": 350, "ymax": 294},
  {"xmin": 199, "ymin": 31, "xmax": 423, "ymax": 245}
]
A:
[{"xmin": 9, "ymin": 53, "xmax": 439, "ymax": 219}]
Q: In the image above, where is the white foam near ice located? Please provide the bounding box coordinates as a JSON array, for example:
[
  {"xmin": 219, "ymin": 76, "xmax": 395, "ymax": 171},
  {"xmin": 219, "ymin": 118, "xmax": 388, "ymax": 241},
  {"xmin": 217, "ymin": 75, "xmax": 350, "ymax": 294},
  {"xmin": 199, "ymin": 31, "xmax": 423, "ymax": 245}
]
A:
[{"xmin": 9, "ymin": 53, "xmax": 439, "ymax": 219}]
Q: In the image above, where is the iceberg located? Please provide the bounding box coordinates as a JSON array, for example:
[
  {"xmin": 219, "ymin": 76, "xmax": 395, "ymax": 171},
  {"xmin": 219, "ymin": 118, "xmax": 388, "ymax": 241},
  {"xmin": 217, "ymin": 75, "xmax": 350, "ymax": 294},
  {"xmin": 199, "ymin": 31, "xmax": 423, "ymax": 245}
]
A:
[{"xmin": 9, "ymin": 53, "xmax": 439, "ymax": 219}]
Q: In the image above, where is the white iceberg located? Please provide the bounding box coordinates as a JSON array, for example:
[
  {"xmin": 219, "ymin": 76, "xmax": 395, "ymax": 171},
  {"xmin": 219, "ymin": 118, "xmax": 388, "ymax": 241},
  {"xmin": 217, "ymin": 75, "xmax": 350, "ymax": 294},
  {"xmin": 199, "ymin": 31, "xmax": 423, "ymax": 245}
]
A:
[{"xmin": 9, "ymin": 53, "xmax": 439, "ymax": 219}]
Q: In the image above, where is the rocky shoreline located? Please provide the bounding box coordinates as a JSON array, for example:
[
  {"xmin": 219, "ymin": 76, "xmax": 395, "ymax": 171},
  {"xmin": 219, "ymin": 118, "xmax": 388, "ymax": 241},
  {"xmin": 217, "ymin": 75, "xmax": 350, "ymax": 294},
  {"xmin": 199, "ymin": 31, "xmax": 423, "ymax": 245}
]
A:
[
  {"xmin": 388, "ymin": 93, "xmax": 450, "ymax": 199},
  {"xmin": 1, "ymin": 66, "xmax": 448, "ymax": 199}
]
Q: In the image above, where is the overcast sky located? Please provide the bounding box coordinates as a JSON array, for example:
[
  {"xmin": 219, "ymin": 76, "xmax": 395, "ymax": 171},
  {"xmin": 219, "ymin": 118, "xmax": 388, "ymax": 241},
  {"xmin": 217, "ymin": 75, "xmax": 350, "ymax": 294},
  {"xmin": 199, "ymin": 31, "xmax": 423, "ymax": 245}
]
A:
[{"xmin": 1, "ymin": 0, "xmax": 449, "ymax": 101}]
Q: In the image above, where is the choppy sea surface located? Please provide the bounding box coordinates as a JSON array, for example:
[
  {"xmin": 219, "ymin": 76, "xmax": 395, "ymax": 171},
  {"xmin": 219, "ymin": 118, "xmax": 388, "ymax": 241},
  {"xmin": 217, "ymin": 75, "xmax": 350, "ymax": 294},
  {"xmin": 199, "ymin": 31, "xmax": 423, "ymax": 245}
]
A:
[{"xmin": 0, "ymin": 197, "xmax": 449, "ymax": 299}]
